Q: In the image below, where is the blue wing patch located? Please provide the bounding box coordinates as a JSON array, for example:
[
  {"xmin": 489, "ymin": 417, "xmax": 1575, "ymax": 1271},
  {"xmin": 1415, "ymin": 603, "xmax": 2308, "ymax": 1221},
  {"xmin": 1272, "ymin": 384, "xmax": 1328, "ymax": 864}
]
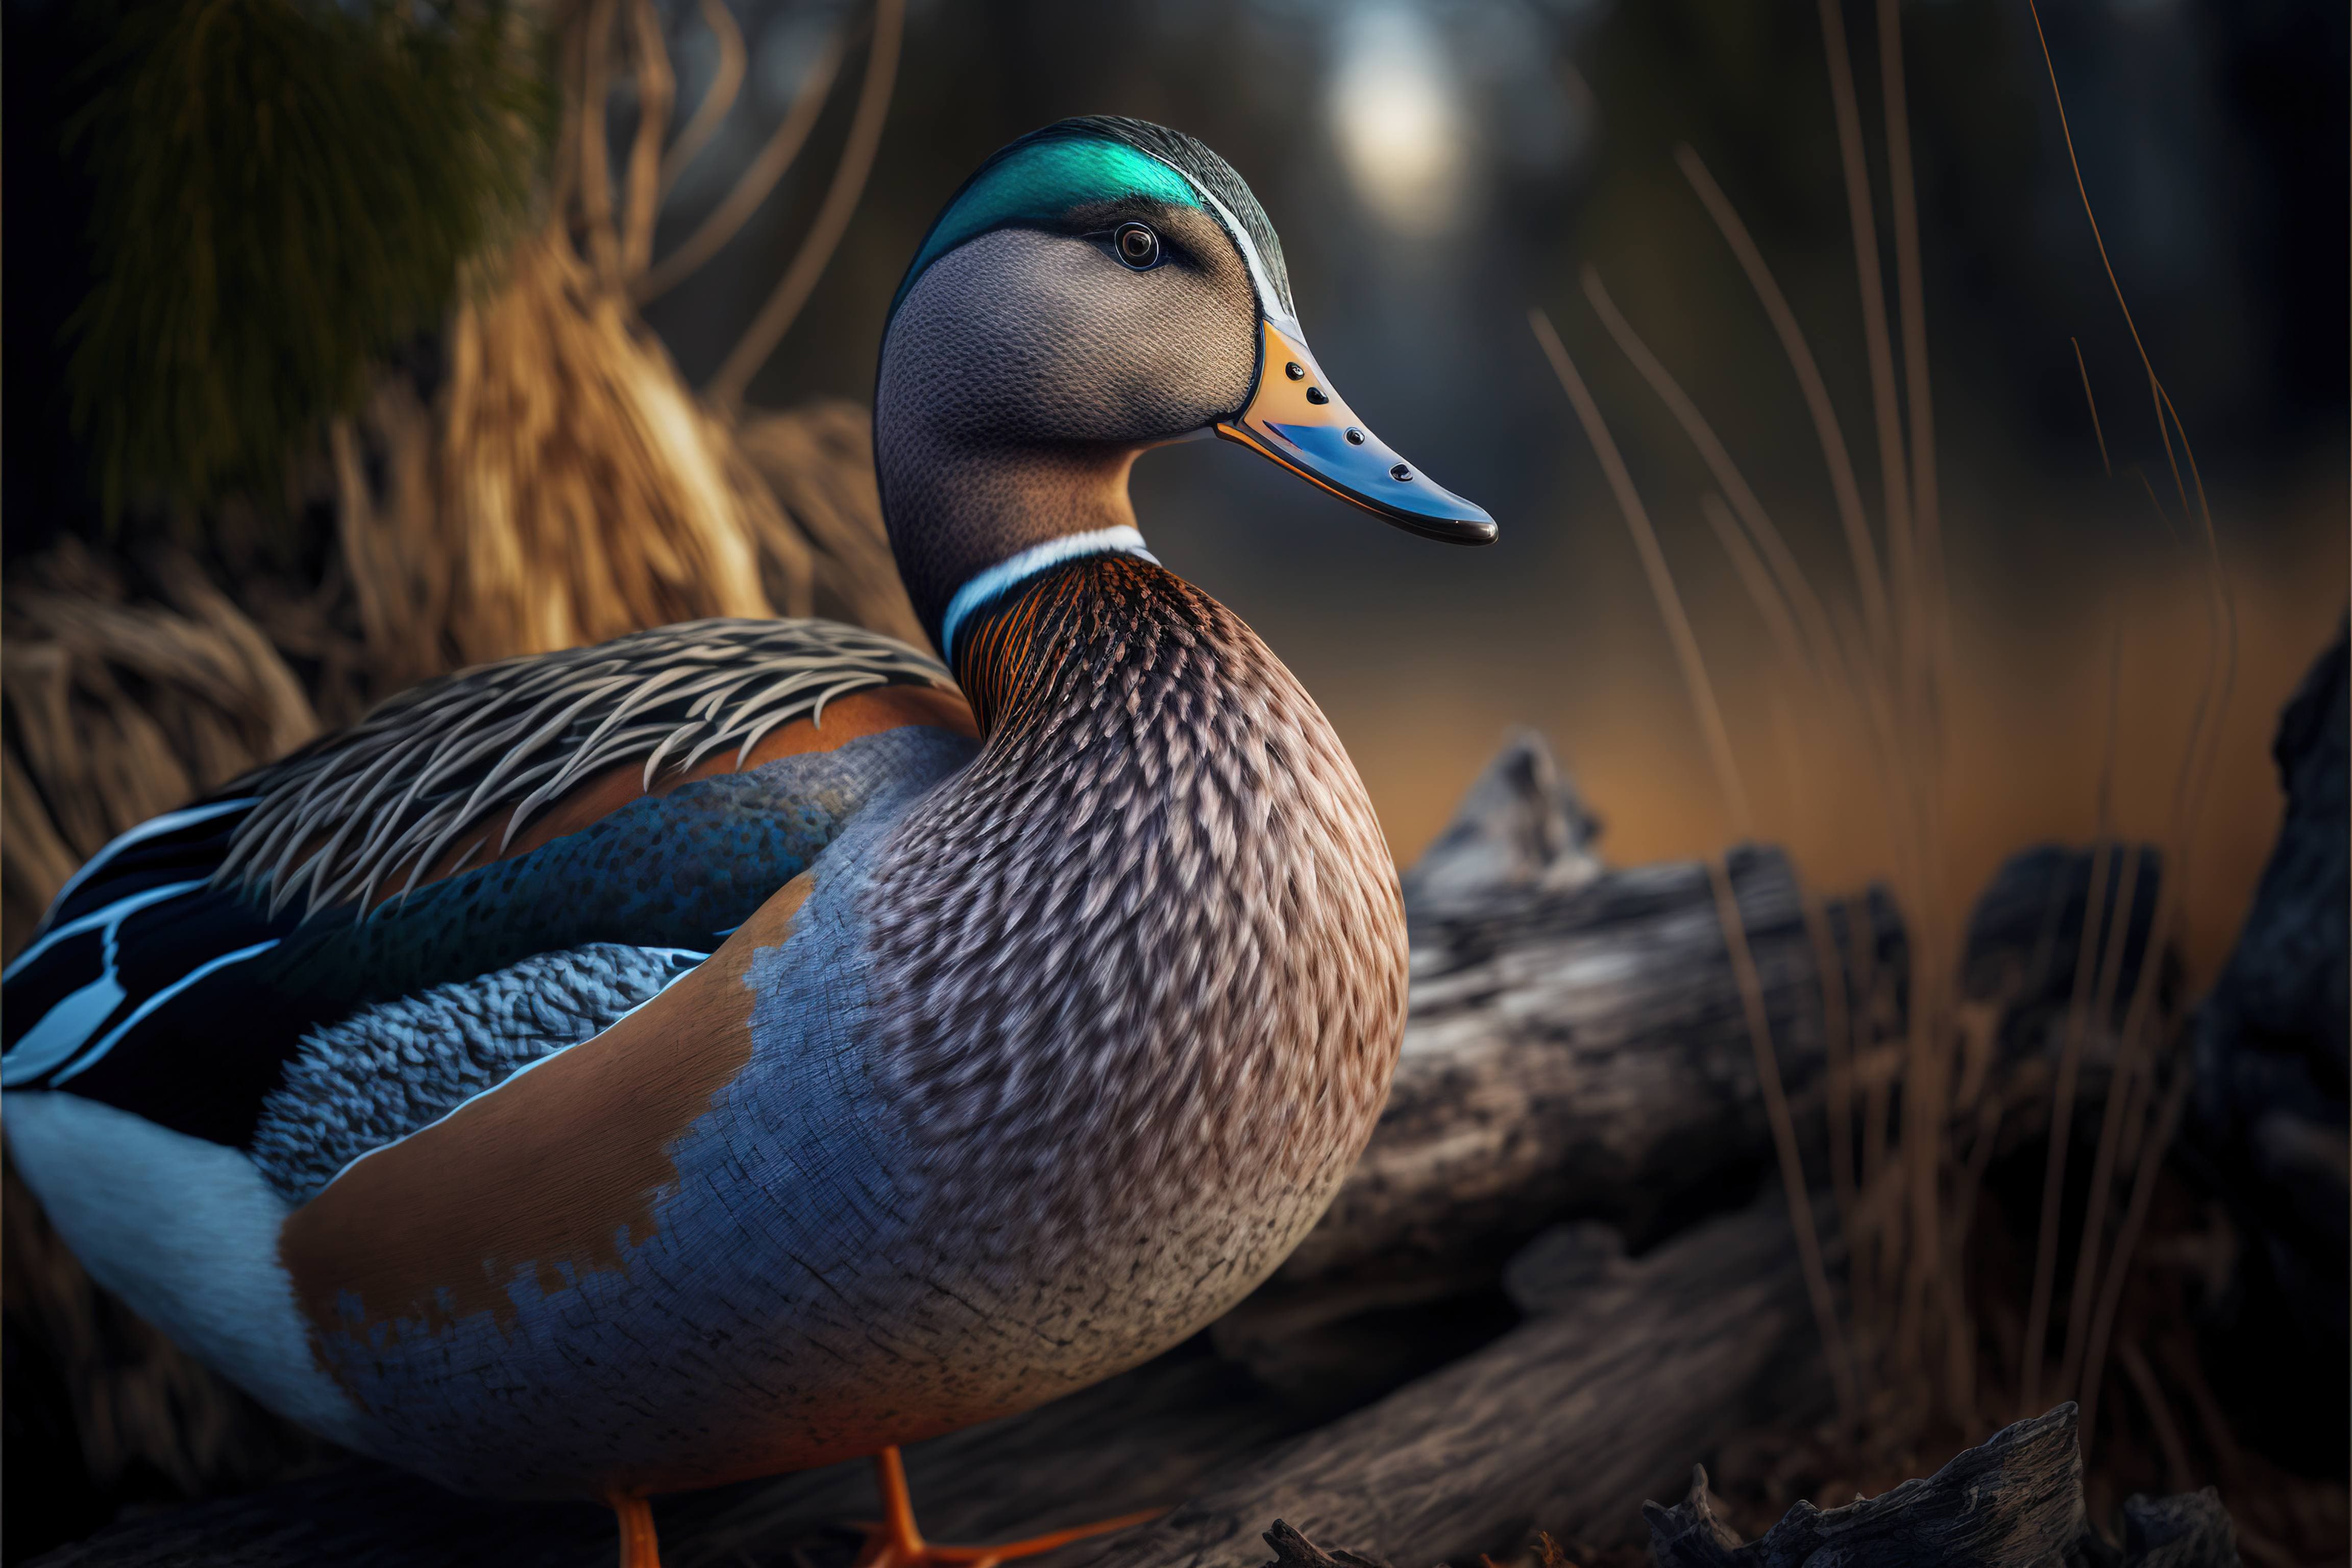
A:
[
  {"xmin": 247, "ymin": 942, "xmax": 706, "ymax": 1205},
  {"xmin": 1, "ymin": 724, "xmax": 974, "ymax": 1153}
]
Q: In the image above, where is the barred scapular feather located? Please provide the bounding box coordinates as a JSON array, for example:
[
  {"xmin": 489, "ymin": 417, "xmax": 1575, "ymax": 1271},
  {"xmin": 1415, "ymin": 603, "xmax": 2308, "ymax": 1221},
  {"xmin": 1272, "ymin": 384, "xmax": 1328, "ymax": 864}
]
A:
[{"xmin": 214, "ymin": 618, "xmax": 950, "ymax": 918}]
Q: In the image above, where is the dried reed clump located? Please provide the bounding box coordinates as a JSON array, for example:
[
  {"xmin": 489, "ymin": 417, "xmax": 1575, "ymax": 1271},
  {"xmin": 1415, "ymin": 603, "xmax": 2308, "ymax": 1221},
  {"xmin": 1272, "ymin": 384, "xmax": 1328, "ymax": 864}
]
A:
[
  {"xmin": 1, "ymin": 544, "xmax": 322, "ymax": 948},
  {"xmin": 395, "ymin": 224, "xmax": 780, "ymax": 667}
]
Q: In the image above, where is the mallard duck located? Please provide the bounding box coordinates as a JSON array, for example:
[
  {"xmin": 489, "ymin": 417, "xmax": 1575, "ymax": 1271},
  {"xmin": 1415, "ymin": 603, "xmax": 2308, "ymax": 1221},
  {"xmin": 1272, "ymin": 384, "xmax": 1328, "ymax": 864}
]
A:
[{"xmin": 2, "ymin": 116, "xmax": 1494, "ymax": 1566}]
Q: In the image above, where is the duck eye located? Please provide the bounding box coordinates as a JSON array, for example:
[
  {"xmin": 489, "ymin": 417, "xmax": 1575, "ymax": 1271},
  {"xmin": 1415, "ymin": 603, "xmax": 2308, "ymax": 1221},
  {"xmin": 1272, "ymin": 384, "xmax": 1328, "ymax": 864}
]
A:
[{"xmin": 1112, "ymin": 222, "xmax": 1161, "ymax": 270}]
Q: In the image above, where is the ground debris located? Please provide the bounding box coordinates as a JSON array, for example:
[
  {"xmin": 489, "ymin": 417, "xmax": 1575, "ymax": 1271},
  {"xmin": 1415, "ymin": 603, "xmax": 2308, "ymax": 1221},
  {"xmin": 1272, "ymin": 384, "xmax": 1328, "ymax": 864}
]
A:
[{"xmin": 1643, "ymin": 1405, "xmax": 2241, "ymax": 1568}]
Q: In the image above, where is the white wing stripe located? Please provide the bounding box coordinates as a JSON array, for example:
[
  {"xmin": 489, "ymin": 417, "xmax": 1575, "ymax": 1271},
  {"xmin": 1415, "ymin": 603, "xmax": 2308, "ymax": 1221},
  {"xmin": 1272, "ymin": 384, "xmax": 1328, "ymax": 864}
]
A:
[
  {"xmin": 28, "ymin": 800, "xmax": 255, "ymax": 941},
  {"xmin": 49, "ymin": 940, "xmax": 283, "ymax": 1087},
  {"xmin": 2, "ymin": 878, "xmax": 209, "ymax": 985}
]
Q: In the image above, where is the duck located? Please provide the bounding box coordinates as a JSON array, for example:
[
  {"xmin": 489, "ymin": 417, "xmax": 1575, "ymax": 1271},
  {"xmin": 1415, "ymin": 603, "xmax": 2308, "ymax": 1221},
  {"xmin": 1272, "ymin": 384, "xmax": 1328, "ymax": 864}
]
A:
[{"xmin": 1, "ymin": 115, "xmax": 1495, "ymax": 1567}]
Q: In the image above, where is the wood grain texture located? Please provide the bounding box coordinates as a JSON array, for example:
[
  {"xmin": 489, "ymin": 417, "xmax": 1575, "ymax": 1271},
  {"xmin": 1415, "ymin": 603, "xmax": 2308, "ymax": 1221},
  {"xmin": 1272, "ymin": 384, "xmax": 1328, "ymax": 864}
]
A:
[{"xmin": 1061, "ymin": 1199, "xmax": 1822, "ymax": 1568}]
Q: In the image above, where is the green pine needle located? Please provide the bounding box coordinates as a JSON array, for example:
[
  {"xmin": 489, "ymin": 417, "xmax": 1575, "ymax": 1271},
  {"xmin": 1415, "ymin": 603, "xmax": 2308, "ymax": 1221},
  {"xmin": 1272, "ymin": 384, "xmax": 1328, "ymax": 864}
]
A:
[{"xmin": 66, "ymin": 0, "xmax": 552, "ymax": 517}]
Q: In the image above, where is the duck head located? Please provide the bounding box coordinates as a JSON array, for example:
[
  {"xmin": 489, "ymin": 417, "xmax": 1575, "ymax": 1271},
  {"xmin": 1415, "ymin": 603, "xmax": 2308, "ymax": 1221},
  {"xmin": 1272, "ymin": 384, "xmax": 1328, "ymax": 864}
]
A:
[{"xmin": 876, "ymin": 115, "xmax": 1496, "ymax": 665}]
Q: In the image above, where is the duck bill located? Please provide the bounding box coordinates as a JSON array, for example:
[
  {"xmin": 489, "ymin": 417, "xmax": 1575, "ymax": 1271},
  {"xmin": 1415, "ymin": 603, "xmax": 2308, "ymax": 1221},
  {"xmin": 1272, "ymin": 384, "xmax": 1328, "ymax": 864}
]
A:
[{"xmin": 1214, "ymin": 320, "xmax": 1497, "ymax": 545}]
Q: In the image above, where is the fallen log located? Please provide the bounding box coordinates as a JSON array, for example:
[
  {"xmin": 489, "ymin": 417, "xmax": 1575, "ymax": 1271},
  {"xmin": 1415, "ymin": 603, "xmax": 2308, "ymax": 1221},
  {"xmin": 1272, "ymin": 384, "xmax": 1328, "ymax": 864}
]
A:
[
  {"xmin": 1066, "ymin": 1197, "xmax": 1824, "ymax": 1568},
  {"xmin": 1259, "ymin": 734, "xmax": 1903, "ymax": 1323},
  {"xmin": 1232, "ymin": 736, "xmax": 2165, "ymax": 1374}
]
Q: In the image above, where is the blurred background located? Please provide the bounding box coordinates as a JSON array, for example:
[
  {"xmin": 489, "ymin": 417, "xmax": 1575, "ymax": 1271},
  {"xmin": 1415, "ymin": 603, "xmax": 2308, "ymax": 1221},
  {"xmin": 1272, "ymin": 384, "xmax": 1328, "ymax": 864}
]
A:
[
  {"xmin": 10, "ymin": 0, "xmax": 2344, "ymax": 979},
  {"xmin": 593, "ymin": 0, "xmax": 2341, "ymax": 983}
]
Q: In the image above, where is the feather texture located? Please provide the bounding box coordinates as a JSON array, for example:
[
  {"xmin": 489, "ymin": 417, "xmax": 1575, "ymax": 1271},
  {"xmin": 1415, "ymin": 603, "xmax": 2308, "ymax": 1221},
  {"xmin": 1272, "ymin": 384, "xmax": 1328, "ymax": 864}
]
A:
[{"xmin": 213, "ymin": 617, "xmax": 949, "ymax": 917}]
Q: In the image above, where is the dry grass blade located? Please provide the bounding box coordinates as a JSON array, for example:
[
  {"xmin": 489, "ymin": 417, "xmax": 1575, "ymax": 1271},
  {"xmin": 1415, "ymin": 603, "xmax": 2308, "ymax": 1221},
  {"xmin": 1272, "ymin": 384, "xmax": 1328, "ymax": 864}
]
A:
[
  {"xmin": 737, "ymin": 401, "xmax": 929, "ymax": 648},
  {"xmin": 709, "ymin": 0, "xmax": 906, "ymax": 410},
  {"xmin": 2021, "ymin": 626, "xmax": 2123, "ymax": 1415},
  {"xmin": 1877, "ymin": 0, "xmax": 1947, "ymax": 700},
  {"xmin": 1709, "ymin": 855, "xmax": 1862, "ymax": 1431},
  {"xmin": 1582, "ymin": 272, "xmax": 1858, "ymax": 709},
  {"xmin": 660, "ymin": 0, "xmax": 747, "ymax": 197},
  {"xmin": 3, "ymin": 744, "xmax": 84, "ymax": 922},
  {"xmin": 331, "ymin": 381, "xmax": 450, "ymax": 695},
  {"xmin": 2075, "ymin": 1067, "xmax": 2192, "ymax": 1452},
  {"xmin": 635, "ymin": 14, "xmax": 853, "ymax": 305},
  {"xmin": 437, "ymin": 226, "xmax": 780, "ymax": 663},
  {"xmin": 1814, "ymin": 0, "xmax": 1914, "ymax": 640},
  {"xmin": 2114, "ymin": 1342, "xmax": 2194, "ymax": 1496},
  {"xmin": 2070, "ymin": 338, "xmax": 2112, "ymax": 477},
  {"xmin": 1675, "ymin": 145, "xmax": 1893, "ymax": 676},
  {"xmin": 0, "ymin": 547, "xmax": 325, "ymax": 946},
  {"xmin": 1534, "ymin": 302, "xmax": 1859, "ymax": 1429},
  {"xmin": 1531, "ymin": 302, "xmax": 1752, "ymax": 832},
  {"xmin": 2027, "ymin": 4, "xmax": 2238, "ymax": 1428}
]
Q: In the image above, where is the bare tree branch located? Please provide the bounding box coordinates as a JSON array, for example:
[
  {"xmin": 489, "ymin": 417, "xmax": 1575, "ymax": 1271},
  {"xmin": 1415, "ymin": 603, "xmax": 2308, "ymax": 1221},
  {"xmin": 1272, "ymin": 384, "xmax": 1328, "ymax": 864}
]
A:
[
  {"xmin": 620, "ymin": 0, "xmax": 676, "ymax": 280},
  {"xmin": 706, "ymin": 0, "xmax": 903, "ymax": 411},
  {"xmin": 634, "ymin": 15, "xmax": 853, "ymax": 306},
  {"xmin": 577, "ymin": 0, "xmax": 623, "ymax": 284},
  {"xmin": 659, "ymin": 0, "xmax": 747, "ymax": 199}
]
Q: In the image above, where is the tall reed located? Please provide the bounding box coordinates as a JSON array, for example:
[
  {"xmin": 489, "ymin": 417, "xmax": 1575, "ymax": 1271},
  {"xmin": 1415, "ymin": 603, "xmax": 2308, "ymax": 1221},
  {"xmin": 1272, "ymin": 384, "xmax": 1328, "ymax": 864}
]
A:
[{"xmin": 1536, "ymin": 0, "xmax": 2238, "ymax": 1469}]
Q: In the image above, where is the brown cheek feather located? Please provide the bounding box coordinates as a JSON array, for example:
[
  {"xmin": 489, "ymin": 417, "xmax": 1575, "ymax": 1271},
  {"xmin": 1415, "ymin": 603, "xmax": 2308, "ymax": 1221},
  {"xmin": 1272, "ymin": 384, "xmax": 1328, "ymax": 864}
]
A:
[
  {"xmin": 279, "ymin": 873, "xmax": 816, "ymax": 1366},
  {"xmin": 371, "ymin": 686, "xmax": 977, "ymax": 905}
]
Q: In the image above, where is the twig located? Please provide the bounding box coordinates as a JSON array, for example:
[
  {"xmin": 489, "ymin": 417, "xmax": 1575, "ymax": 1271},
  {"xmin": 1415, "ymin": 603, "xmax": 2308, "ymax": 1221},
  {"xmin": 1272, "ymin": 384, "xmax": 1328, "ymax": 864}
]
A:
[
  {"xmin": 636, "ymin": 14, "xmax": 854, "ymax": 305},
  {"xmin": 707, "ymin": 0, "xmax": 905, "ymax": 411},
  {"xmin": 578, "ymin": 0, "xmax": 624, "ymax": 284},
  {"xmin": 660, "ymin": 0, "xmax": 747, "ymax": 197},
  {"xmin": 621, "ymin": 0, "xmax": 676, "ymax": 279}
]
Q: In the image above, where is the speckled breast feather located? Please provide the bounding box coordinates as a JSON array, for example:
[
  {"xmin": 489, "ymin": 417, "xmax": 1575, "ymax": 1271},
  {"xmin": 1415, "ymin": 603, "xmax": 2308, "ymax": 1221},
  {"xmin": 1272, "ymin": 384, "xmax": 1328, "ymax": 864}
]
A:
[{"xmin": 866, "ymin": 553, "xmax": 1408, "ymax": 1297}]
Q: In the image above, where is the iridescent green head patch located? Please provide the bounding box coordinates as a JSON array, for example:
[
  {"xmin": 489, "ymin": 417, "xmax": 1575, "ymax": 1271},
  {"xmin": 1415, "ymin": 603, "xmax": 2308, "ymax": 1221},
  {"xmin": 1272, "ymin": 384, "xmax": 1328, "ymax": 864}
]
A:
[{"xmin": 889, "ymin": 116, "xmax": 1295, "ymax": 324}]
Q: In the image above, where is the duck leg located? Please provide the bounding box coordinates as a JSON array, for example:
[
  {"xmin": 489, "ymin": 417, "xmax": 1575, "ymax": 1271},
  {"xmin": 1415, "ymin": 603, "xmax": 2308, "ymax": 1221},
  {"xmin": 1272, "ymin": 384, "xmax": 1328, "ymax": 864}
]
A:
[
  {"xmin": 851, "ymin": 1446, "xmax": 1160, "ymax": 1568},
  {"xmin": 609, "ymin": 1490, "xmax": 662, "ymax": 1568}
]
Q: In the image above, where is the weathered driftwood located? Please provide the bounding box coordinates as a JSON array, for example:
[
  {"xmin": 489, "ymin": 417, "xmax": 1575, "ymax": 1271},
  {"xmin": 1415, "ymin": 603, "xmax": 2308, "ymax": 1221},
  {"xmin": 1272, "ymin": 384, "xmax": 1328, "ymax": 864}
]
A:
[
  {"xmin": 1262, "ymin": 733, "xmax": 1900, "ymax": 1318},
  {"xmin": 1242, "ymin": 733, "xmax": 2167, "ymax": 1355},
  {"xmin": 1064, "ymin": 1198, "xmax": 1824, "ymax": 1568},
  {"xmin": 1644, "ymin": 1403, "xmax": 2243, "ymax": 1568}
]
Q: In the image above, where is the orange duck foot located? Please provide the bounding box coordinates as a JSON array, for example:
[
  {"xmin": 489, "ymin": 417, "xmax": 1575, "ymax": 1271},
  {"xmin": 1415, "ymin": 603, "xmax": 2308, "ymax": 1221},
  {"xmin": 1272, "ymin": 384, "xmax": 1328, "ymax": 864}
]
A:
[
  {"xmin": 850, "ymin": 1446, "xmax": 1161, "ymax": 1568},
  {"xmin": 609, "ymin": 1490, "xmax": 662, "ymax": 1568}
]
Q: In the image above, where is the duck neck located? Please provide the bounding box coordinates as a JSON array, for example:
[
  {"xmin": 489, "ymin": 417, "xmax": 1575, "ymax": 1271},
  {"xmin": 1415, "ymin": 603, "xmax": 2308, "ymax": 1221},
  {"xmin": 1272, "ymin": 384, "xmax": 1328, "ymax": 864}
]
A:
[{"xmin": 875, "ymin": 413, "xmax": 1152, "ymax": 665}]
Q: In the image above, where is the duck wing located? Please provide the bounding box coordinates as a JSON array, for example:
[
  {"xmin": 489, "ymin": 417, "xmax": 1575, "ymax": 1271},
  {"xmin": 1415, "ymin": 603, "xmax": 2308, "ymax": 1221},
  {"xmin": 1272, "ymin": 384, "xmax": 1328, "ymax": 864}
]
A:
[{"xmin": 2, "ymin": 617, "xmax": 975, "ymax": 1176}]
